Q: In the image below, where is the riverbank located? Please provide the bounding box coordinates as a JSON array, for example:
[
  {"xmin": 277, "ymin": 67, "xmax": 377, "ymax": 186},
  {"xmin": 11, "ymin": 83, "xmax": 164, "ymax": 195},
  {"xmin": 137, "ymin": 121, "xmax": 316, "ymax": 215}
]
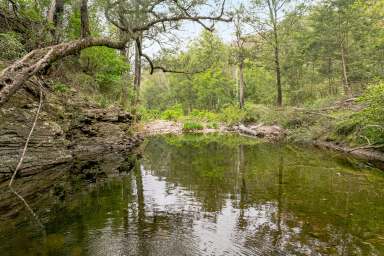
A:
[
  {"xmin": 140, "ymin": 111, "xmax": 384, "ymax": 170},
  {"xmin": 0, "ymin": 84, "xmax": 144, "ymax": 218},
  {"xmin": 0, "ymin": 83, "xmax": 143, "ymax": 182},
  {"xmin": 1, "ymin": 84, "xmax": 383, "ymax": 220},
  {"xmin": 2, "ymin": 134, "xmax": 384, "ymax": 255}
]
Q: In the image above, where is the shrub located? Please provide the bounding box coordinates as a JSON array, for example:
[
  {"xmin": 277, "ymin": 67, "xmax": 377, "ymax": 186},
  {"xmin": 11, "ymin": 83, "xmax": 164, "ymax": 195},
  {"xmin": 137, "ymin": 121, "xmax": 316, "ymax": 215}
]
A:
[
  {"xmin": 139, "ymin": 108, "xmax": 161, "ymax": 121},
  {"xmin": 161, "ymin": 104, "xmax": 184, "ymax": 121},
  {"xmin": 182, "ymin": 122, "xmax": 204, "ymax": 132},
  {"xmin": 190, "ymin": 109, "xmax": 220, "ymax": 122},
  {"xmin": 0, "ymin": 32, "xmax": 25, "ymax": 60},
  {"xmin": 335, "ymin": 118, "xmax": 360, "ymax": 136},
  {"xmin": 53, "ymin": 82, "xmax": 69, "ymax": 93},
  {"xmin": 79, "ymin": 46, "xmax": 129, "ymax": 97},
  {"xmin": 357, "ymin": 82, "xmax": 384, "ymax": 124},
  {"xmin": 219, "ymin": 105, "xmax": 246, "ymax": 125},
  {"xmin": 243, "ymin": 103, "xmax": 273, "ymax": 123},
  {"xmin": 355, "ymin": 82, "xmax": 384, "ymax": 146},
  {"xmin": 207, "ymin": 122, "xmax": 219, "ymax": 129}
]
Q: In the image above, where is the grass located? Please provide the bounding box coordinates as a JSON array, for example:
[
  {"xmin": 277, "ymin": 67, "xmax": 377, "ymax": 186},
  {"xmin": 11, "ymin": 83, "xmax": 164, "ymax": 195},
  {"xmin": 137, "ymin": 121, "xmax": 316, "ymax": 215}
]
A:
[{"xmin": 182, "ymin": 122, "xmax": 204, "ymax": 132}]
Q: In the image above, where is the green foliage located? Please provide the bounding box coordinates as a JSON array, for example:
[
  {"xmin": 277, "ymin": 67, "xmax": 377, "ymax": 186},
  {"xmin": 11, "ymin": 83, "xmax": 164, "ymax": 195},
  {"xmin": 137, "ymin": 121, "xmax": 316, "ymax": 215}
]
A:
[
  {"xmin": 0, "ymin": 33, "xmax": 25, "ymax": 60},
  {"xmin": 189, "ymin": 109, "xmax": 220, "ymax": 122},
  {"xmin": 354, "ymin": 82, "xmax": 384, "ymax": 145},
  {"xmin": 53, "ymin": 82, "xmax": 69, "ymax": 93},
  {"xmin": 78, "ymin": 46, "xmax": 130, "ymax": 106},
  {"xmin": 335, "ymin": 117, "xmax": 360, "ymax": 136},
  {"xmin": 243, "ymin": 103, "xmax": 274, "ymax": 123},
  {"xmin": 138, "ymin": 107, "xmax": 161, "ymax": 121},
  {"xmin": 161, "ymin": 104, "xmax": 184, "ymax": 121},
  {"xmin": 182, "ymin": 122, "xmax": 204, "ymax": 132},
  {"xmin": 206, "ymin": 123, "xmax": 219, "ymax": 129},
  {"xmin": 142, "ymin": 32, "xmax": 236, "ymax": 113},
  {"xmin": 219, "ymin": 105, "xmax": 246, "ymax": 125},
  {"xmin": 80, "ymin": 47, "xmax": 129, "ymax": 90},
  {"xmin": 358, "ymin": 83, "xmax": 384, "ymax": 124}
]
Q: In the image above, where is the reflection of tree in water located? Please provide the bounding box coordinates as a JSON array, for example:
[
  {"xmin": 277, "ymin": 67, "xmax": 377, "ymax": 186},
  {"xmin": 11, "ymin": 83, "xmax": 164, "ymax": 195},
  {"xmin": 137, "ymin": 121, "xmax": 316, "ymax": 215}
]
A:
[
  {"xmin": 274, "ymin": 154, "xmax": 283, "ymax": 248},
  {"xmin": 237, "ymin": 144, "xmax": 248, "ymax": 230},
  {"xmin": 142, "ymin": 135, "xmax": 240, "ymax": 213},
  {"xmin": 142, "ymin": 136, "xmax": 384, "ymax": 255},
  {"xmin": 2, "ymin": 135, "xmax": 384, "ymax": 255}
]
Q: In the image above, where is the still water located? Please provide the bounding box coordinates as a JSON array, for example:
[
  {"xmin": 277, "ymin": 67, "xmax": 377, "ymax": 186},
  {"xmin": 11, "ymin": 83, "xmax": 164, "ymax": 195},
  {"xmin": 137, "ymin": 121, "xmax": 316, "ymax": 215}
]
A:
[{"xmin": 1, "ymin": 134, "xmax": 384, "ymax": 256}]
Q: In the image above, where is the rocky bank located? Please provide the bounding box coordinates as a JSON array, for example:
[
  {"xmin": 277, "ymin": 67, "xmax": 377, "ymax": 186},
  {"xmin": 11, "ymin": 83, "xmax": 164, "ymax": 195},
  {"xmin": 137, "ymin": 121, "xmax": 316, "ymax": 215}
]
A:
[{"xmin": 0, "ymin": 83, "xmax": 143, "ymax": 217}]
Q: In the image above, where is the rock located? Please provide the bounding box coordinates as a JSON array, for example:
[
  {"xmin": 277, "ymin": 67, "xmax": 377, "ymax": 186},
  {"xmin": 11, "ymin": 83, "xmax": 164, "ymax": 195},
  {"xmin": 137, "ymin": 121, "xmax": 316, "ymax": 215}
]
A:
[{"xmin": 0, "ymin": 86, "xmax": 142, "ymax": 182}]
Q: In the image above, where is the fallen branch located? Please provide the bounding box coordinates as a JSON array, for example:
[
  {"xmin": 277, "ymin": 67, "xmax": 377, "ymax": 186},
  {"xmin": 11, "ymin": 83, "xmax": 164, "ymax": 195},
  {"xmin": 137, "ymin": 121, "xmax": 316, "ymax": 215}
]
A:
[
  {"xmin": 292, "ymin": 107, "xmax": 337, "ymax": 119},
  {"xmin": 8, "ymin": 80, "xmax": 45, "ymax": 229},
  {"xmin": 348, "ymin": 144, "xmax": 384, "ymax": 152}
]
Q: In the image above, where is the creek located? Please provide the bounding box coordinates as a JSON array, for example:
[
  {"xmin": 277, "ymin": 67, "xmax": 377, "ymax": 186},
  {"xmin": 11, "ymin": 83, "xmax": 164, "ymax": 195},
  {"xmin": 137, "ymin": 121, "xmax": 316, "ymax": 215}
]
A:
[{"xmin": 1, "ymin": 134, "xmax": 383, "ymax": 255}]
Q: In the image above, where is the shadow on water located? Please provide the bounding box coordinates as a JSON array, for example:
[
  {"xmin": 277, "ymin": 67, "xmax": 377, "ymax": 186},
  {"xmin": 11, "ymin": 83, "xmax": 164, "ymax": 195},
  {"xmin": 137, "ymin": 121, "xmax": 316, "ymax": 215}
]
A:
[{"xmin": 0, "ymin": 134, "xmax": 384, "ymax": 256}]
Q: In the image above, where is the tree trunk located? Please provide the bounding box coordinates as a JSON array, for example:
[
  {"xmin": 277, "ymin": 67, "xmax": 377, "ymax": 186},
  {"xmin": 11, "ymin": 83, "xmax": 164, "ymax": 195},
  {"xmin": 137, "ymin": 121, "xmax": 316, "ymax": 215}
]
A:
[
  {"xmin": 268, "ymin": 0, "xmax": 282, "ymax": 107},
  {"xmin": 119, "ymin": 37, "xmax": 130, "ymax": 108},
  {"xmin": 238, "ymin": 61, "xmax": 245, "ymax": 109},
  {"xmin": 133, "ymin": 35, "xmax": 142, "ymax": 106},
  {"xmin": 327, "ymin": 57, "xmax": 333, "ymax": 95},
  {"xmin": 47, "ymin": 0, "xmax": 64, "ymax": 43},
  {"xmin": 274, "ymin": 39, "xmax": 282, "ymax": 106},
  {"xmin": 0, "ymin": 37, "xmax": 127, "ymax": 106},
  {"xmin": 80, "ymin": 0, "xmax": 90, "ymax": 38},
  {"xmin": 340, "ymin": 42, "xmax": 352, "ymax": 96}
]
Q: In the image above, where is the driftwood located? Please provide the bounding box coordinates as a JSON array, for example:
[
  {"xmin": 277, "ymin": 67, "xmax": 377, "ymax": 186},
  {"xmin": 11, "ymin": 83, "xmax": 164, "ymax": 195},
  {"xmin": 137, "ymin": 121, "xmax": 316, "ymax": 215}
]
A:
[
  {"xmin": 237, "ymin": 123, "xmax": 285, "ymax": 141},
  {"xmin": 238, "ymin": 124, "xmax": 263, "ymax": 137}
]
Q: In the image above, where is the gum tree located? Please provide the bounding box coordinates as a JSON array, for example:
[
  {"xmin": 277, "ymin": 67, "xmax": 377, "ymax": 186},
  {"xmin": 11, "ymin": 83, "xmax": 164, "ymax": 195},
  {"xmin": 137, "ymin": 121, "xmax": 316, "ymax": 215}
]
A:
[{"xmin": 0, "ymin": 0, "xmax": 231, "ymax": 106}]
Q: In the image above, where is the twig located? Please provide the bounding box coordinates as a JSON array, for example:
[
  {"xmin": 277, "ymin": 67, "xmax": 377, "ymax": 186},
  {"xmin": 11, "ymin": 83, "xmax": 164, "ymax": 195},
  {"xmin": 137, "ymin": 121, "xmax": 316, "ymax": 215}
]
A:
[{"xmin": 8, "ymin": 80, "xmax": 45, "ymax": 230}]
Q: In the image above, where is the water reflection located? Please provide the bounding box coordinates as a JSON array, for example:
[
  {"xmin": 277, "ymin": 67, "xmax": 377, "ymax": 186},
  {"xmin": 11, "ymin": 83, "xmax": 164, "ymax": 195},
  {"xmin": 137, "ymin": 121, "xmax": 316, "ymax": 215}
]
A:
[{"xmin": 1, "ymin": 134, "xmax": 384, "ymax": 256}]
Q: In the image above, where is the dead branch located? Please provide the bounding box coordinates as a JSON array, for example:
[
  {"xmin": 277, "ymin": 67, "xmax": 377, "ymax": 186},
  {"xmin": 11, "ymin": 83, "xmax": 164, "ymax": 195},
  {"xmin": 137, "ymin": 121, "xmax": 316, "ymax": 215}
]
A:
[
  {"xmin": 8, "ymin": 79, "xmax": 45, "ymax": 229},
  {"xmin": 136, "ymin": 39, "xmax": 204, "ymax": 75},
  {"xmin": 292, "ymin": 107, "xmax": 337, "ymax": 119},
  {"xmin": 348, "ymin": 144, "xmax": 384, "ymax": 152}
]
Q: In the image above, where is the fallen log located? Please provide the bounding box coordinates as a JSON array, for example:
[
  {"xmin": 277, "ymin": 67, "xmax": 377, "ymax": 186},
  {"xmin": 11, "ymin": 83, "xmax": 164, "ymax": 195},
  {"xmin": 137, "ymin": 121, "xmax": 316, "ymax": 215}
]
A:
[
  {"xmin": 314, "ymin": 141, "xmax": 384, "ymax": 169},
  {"xmin": 238, "ymin": 124, "xmax": 263, "ymax": 137}
]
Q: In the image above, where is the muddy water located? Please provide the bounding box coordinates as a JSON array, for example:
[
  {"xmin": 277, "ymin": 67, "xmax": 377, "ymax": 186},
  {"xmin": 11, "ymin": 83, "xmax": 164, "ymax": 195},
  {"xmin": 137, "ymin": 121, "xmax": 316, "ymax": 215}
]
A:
[{"xmin": 0, "ymin": 134, "xmax": 383, "ymax": 255}]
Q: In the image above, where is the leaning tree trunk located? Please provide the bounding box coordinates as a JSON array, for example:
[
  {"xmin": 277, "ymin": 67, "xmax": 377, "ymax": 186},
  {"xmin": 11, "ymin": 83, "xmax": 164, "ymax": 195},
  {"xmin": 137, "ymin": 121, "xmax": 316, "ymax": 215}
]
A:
[{"xmin": 0, "ymin": 37, "xmax": 126, "ymax": 106}]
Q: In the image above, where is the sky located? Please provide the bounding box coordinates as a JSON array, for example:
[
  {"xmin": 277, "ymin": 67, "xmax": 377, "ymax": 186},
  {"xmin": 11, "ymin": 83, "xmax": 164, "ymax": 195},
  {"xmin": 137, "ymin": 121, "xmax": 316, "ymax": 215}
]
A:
[
  {"xmin": 142, "ymin": 0, "xmax": 314, "ymax": 56},
  {"xmin": 144, "ymin": 0, "xmax": 245, "ymax": 56}
]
